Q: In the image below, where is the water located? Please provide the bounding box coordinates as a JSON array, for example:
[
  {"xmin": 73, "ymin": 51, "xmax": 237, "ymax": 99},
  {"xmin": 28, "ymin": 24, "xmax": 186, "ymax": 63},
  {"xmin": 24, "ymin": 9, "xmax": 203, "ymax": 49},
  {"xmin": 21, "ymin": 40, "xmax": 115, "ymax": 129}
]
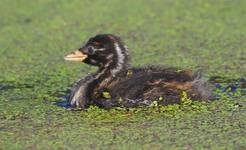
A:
[
  {"xmin": 55, "ymin": 96, "xmax": 71, "ymax": 109},
  {"xmin": 210, "ymin": 77, "xmax": 246, "ymax": 99}
]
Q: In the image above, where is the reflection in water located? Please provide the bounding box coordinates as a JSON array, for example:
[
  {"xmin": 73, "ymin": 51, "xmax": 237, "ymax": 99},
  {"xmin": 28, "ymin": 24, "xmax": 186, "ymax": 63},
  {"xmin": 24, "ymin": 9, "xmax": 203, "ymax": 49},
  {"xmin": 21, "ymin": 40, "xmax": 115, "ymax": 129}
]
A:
[{"xmin": 55, "ymin": 96, "xmax": 71, "ymax": 109}]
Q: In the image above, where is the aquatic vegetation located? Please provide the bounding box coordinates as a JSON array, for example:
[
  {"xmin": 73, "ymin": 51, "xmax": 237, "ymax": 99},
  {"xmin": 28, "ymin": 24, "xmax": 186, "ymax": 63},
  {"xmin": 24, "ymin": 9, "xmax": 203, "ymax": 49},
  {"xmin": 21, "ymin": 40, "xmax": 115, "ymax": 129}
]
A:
[{"xmin": 0, "ymin": 0, "xmax": 245, "ymax": 149}]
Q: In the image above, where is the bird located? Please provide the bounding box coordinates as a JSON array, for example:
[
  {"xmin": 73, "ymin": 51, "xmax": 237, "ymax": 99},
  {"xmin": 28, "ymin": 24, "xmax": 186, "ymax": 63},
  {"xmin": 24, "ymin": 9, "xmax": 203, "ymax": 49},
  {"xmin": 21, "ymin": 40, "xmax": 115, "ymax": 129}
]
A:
[{"xmin": 64, "ymin": 34, "xmax": 213, "ymax": 109}]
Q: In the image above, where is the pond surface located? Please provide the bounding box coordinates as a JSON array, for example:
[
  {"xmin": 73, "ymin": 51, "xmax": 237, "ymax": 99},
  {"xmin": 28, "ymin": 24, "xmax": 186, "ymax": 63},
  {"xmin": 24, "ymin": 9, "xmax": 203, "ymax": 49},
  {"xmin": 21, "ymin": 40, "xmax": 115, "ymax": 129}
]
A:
[{"xmin": 0, "ymin": 0, "xmax": 245, "ymax": 149}]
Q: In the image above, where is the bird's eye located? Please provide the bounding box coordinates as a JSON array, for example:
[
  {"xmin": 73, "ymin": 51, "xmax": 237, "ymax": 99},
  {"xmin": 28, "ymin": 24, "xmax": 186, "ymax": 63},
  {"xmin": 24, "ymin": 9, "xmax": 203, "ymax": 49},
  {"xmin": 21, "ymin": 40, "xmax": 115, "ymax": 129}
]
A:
[{"xmin": 87, "ymin": 46, "xmax": 95, "ymax": 55}]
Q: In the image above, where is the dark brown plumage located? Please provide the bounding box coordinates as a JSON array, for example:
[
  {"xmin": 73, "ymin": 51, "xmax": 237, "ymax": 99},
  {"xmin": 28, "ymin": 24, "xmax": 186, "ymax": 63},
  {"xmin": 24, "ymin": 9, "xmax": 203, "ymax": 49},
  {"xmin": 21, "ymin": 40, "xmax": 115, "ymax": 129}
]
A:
[{"xmin": 64, "ymin": 34, "xmax": 212, "ymax": 109}]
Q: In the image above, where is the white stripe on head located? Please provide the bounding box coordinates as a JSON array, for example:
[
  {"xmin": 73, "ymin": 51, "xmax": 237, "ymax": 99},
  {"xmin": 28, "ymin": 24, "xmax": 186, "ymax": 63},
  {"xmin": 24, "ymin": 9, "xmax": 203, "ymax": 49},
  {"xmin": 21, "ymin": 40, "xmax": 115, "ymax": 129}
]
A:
[
  {"xmin": 89, "ymin": 46, "xmax": 106, "ymax": 52},
  {"xmin": 111, "ymin": 43, "xmax": 125, "ymax": 76},
  {"xmin": 95, "ymin": 48, "xmax": 106, "ymax": 51}
]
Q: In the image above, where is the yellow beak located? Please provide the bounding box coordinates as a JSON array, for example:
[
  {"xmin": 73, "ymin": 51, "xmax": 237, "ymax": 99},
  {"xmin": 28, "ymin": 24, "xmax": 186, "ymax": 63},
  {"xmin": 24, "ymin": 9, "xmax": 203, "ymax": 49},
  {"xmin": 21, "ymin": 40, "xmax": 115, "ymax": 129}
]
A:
[{"xmin": 64, "ymin": 50, "xmax": 88, "ymax": 62}]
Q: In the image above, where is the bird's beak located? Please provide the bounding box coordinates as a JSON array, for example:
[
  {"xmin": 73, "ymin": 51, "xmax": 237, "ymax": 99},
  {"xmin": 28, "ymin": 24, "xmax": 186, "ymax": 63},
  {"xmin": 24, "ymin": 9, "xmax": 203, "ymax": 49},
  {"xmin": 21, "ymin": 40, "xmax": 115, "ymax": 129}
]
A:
[{"xmin": 64, "ymin": 50, "xmax": 88, "ymax": 62}]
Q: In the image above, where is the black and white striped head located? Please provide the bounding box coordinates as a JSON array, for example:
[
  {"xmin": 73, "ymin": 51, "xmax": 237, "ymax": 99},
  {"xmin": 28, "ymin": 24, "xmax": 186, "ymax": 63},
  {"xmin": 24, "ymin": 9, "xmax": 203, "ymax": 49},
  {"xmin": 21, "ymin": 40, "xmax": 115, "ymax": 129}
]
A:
[{"xmin": 65, "ymin": 34, "xmax": 130, "ymax": 74}]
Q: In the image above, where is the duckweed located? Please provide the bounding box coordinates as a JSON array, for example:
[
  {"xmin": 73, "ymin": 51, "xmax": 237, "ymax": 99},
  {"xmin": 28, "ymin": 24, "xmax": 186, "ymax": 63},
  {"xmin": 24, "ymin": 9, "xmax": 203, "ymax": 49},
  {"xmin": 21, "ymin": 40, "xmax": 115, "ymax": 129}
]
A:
[{"xmin": 0, "ymin": 0, "xmax": 245, "ymax": 149}]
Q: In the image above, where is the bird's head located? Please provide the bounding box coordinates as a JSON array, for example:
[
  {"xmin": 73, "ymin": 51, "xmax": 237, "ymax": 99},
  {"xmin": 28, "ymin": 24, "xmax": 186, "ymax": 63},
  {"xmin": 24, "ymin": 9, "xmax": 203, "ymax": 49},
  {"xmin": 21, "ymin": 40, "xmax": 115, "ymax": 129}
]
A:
[{"xmin": 64, "ymin": 34, "xmax": 129, "ymax": 70}]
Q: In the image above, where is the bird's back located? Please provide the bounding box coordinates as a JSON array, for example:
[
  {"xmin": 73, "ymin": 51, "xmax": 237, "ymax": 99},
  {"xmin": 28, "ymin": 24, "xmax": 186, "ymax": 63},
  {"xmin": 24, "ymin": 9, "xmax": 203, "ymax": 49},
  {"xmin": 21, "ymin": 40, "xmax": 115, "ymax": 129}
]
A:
[{"xmin": 97, "ymin": 66, "xmax": 213, "ymax": 107}]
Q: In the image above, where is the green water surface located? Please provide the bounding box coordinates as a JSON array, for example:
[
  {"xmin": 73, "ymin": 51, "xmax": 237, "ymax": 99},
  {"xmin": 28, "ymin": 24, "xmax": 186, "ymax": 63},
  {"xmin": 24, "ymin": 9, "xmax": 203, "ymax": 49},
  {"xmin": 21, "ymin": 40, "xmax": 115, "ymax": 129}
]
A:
[{"xmin": 0, "ymin": 0, "xmax": 245, "ymax": 149}]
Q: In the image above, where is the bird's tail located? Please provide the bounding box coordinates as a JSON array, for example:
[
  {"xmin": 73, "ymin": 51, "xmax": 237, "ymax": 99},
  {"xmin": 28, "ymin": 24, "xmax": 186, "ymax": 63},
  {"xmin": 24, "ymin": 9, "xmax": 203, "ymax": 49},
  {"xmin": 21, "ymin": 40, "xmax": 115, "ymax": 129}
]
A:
[{"xmin": 192, "ymin": 77, "xmax": 214, "ymax": 100}]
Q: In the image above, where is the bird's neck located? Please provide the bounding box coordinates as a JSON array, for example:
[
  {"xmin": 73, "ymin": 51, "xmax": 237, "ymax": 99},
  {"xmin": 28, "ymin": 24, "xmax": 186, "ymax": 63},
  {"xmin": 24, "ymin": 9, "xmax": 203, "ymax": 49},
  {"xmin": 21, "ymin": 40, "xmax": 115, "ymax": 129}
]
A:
[
  {"xmin": 85, "ymin": 42, "xmax": 130, "ymax": 100},
  {"xmin": 96, "ymin": 42, "xmax": 130, "ymax": 82}
]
